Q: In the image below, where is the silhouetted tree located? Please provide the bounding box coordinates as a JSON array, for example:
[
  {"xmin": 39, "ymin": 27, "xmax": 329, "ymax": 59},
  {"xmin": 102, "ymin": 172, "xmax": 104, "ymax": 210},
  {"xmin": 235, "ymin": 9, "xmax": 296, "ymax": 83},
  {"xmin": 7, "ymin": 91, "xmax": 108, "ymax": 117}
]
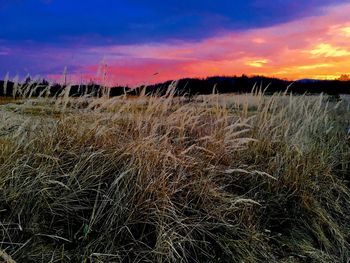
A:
[{"xmin": 339, "ymin": 74, "xmax": 350, "ymax": 81}]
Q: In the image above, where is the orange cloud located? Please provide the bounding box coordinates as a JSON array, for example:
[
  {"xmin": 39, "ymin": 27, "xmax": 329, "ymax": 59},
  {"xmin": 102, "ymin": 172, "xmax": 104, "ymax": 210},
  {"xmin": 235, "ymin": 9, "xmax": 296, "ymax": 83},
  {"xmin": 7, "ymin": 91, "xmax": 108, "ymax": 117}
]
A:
[{"xmin": 296, "ymin": 63, "xmax": 335, "ymax": 70}]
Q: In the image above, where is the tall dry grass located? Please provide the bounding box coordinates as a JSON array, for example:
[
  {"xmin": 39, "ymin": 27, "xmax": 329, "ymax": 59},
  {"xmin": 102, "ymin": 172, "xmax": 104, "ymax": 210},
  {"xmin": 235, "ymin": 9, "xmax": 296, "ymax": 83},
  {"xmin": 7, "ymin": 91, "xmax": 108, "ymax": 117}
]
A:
[{"xmin": 0, "ymin": 82, "xmax": 349, "ymax": 262}]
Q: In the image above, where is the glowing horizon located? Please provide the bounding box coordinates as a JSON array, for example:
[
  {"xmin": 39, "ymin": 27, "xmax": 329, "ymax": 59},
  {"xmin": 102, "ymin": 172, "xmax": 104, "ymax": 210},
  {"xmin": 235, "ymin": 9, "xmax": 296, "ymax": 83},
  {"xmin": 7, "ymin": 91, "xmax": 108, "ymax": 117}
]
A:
[{"xmin": 1, "ymin": 1, "xmax": 350, "ymax": 86}]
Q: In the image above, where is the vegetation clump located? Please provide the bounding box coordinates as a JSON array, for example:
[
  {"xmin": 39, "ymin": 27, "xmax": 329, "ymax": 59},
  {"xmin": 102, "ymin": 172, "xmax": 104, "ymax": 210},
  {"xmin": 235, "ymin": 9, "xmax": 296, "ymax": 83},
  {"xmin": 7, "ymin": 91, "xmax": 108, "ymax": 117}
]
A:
[{"xmin": 0, "ymin": 83, "xmax": 350, "ymax": 262}]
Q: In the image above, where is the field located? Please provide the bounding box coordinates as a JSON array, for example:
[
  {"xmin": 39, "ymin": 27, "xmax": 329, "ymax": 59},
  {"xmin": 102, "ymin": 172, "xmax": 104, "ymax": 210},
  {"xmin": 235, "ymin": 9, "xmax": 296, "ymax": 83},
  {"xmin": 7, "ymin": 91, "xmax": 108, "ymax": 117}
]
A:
[{"xmin": 0, "ymin": 85, "xmax": 350, "ymax": 262}]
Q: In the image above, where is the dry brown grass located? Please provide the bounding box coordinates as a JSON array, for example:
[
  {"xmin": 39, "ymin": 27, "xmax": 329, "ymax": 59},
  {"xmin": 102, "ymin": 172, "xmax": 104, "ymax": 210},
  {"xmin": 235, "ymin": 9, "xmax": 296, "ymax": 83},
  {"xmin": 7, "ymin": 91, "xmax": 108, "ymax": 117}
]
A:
[{"xmin": 0, "ymin": 83, "xmax": 349, "ymax": 262}]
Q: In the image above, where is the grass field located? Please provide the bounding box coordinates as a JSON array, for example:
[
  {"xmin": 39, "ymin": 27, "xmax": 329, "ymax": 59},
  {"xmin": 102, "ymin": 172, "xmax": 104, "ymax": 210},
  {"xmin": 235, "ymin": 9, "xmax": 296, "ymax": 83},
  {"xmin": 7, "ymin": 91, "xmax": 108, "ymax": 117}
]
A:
[{"xmin": 0, "ymin": 85, "xmax": 350, "ymax": 262}]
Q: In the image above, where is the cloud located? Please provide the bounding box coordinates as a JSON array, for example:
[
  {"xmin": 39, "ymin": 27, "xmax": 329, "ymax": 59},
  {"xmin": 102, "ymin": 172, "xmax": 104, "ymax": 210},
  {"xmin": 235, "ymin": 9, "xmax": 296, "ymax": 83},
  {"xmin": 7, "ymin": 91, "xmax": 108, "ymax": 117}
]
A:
[
  {"xmin": 0, "ymin": 47, "xmax": 10, "ymax": 56},
  {"xmin": 310, "ymin": 43, "xmax": 350, "ymax": 57},
  {"xmin": 1, "ymin": 2, "xmax": 350, "ymax": 85},
  {"xmin": 1, "ymin": 0, "xmax": 349, "ymax": 44},
  {"xmin": 296, "ymin": 64, "xmax": 335, "ymax": 70},
  {"xmin": 342, "ymin": 27, "xmax": 350, "ymax": 36},
  {"xmin": 245, "ymin": 59, "xmax": 269, "ymax": 68}
]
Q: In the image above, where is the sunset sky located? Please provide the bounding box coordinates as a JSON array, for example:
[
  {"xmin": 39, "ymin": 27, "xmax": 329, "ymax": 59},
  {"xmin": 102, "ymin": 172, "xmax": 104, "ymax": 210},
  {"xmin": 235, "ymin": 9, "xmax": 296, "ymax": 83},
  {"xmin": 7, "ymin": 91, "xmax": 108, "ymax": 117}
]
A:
[{"xmin": 1, "ymin": 0, "xmax": 350, "ymax": 86}]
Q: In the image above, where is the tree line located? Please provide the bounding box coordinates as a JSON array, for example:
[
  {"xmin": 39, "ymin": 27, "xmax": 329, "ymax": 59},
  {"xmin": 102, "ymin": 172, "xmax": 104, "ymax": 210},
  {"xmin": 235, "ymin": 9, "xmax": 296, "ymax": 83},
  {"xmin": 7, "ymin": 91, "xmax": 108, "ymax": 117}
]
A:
[{"xmin": 1, "ymin": 75, "xmax": 350, "ymax": 98}]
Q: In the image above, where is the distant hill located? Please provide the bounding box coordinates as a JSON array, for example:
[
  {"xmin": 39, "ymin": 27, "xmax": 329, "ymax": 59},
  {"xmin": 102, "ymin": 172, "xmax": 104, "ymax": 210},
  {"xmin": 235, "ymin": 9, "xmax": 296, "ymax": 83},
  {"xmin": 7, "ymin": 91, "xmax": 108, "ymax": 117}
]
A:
[
  {"xmin": 1, "ymin": 75, "xmax": 350, "ymax": 98},
  {"xmin": 295, "ymin": 79, "xmax": 325, "ymax": 83}
]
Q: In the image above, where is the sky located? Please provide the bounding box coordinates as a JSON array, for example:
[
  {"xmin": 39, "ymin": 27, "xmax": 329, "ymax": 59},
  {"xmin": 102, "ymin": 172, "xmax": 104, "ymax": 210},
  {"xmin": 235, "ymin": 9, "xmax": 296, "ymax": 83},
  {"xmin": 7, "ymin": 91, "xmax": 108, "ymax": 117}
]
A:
[{"xmin": 1, "ymin": 0, "xmax": 350, "ymax": 86}]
